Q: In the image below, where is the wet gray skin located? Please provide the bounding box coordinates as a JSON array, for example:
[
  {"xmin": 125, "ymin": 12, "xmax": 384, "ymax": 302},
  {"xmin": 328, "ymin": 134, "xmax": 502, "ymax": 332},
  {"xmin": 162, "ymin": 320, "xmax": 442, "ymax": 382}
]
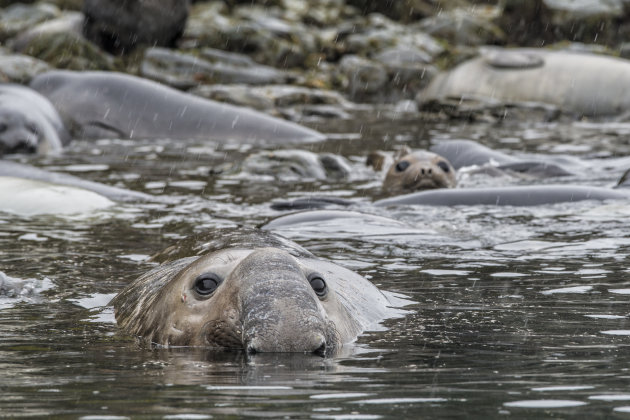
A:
[
  {"xmin": 430, "ymin": 139, "xmax": 574, "ymax": 177},
  {"xmin": 0, "ymin": 85, "xmax": 69, "ymax": 155},
  {"xmin": 111, "ymin": 229, "xmax": 404, "ymax": 356},
  {"xmin": 374, "ymin": 185, "xmax": 630, "ymax": 207},
  {"xmin": 419, "ymin": 48, "xmax": 630, "ymax": 117},
  {"xmin": 29, "ymin": 70, "xmax": 325, "ymax": 143},
  {"xmin": 0, "ymin": 160, "xmax": 158, "ymax": 203}
]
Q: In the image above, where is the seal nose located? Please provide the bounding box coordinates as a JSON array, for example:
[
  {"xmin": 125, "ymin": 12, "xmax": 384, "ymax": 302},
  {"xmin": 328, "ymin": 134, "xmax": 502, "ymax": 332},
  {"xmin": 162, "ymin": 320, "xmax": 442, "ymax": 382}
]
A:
[
  {"xmin": 235, "ymin": 248, "xmax": 334, "ymax": 355},
  {"xmin": 0, "ymin": 134, "xmax": 37, "ymax": 155},
  {"xmin": 413, "ymin": 163, "xmax": 434, "ymax": 180},
  {"xmin": 247, "ymin": 333, "xmax": 327, "ymax": 357}
]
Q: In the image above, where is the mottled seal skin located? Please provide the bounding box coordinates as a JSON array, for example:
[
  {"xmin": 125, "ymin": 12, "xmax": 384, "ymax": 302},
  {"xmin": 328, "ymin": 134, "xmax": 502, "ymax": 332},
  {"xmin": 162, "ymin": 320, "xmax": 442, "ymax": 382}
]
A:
[
  {"xmin": 419, "ymin": 48, "xmax": 630, "ymax": 117},
  {"xmin": 374, "ymin": 185, "xmax": 630, "ymax": 207},
  {"xmin": 111, "ymin": 229, "xmax": 407, "ymax": 355},
  {"xmin": 383, "ymin": 150, "xmax": 456, "ymax": 194},
  {"xmin": 0, "ymin": 84, "xmax": 69, "ymax": 155},
  {"xmin": 83, "ymin": 0, "xmax": 189, "ymax": 54},
  {"xmin": 29, "ymin": 70, "xmax": 326, "ymax": 143}
]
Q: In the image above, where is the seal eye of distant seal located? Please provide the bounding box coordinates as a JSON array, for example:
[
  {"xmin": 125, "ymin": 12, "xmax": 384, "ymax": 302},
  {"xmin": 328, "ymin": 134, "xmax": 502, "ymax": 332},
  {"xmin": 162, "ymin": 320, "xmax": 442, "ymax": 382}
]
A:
[
  {"xmin": 437, "ymin": 161, "xmax": 451, "ymax": 172},
  {"xmin": 395, "ymin": 161, "xmax": 410, "ymax": 172}
]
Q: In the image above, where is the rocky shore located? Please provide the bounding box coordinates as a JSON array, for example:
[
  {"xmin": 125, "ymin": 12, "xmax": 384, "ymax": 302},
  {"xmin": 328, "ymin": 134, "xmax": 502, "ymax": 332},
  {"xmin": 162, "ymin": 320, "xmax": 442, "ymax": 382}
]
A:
[{"xmin": 0, "ymin": 0, "xmax": 628, "ymax": 123}]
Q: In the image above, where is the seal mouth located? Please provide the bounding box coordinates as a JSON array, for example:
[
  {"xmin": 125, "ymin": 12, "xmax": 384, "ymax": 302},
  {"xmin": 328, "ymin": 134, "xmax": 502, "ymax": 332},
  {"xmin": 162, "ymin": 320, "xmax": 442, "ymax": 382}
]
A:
[
  {"xmin": 246, "ymin": 321, "xmax": 339, "ymax": 357},
  {"xmin": 407, "ymin": 178, "xmax": 442, "ymax": 191},
  {"xmin": 202, "ymin": 320, "xmax": 242, "ymax": 349},
  {"xmin": 0, "ymin": 136, "xmax": 38, "ymax": 155}
]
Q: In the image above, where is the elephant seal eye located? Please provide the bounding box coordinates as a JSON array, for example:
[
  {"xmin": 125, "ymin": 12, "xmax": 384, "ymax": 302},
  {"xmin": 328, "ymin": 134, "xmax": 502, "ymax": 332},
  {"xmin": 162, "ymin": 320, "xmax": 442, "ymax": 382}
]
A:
[
  {"xmin": 193, "ymin": 273, "xmax": 222, "ymax": 296},
  {"xmin": 437, "ymin": 161, "xmax": 450, "ymax": 172},
  {"xmin": 395, "ymin": 160, "xmax": 410, "ymax": 172},
  {"xmin": 308, "ymin": 274, "xmax": 328, "ymax": 297}
]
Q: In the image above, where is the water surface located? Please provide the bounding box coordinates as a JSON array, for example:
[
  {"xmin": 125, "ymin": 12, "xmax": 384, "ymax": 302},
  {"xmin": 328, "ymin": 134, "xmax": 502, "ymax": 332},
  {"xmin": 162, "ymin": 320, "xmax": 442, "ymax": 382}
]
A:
[{"xmin": 2, "ymin": 111, "xmax": 630, "ymax": 418}]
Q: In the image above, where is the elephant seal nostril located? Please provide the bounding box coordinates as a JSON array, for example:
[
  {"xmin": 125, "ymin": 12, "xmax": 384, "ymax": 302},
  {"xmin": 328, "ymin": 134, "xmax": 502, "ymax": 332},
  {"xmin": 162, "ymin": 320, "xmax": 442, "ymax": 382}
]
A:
[{"xmin": 313, "ymin": 342, "xmax": 326, "ymax": 357}]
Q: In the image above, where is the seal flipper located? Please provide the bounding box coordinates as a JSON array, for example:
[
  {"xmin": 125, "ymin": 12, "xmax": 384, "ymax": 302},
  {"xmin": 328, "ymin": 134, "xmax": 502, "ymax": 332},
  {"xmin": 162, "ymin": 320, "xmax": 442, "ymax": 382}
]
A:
[
  {"xmin": 615, "ymin": 168, "xmax": 630, "ymax": 188},
  {"xmin": 76, "ymin": 120, "xmax": 126, "ymax": 140}
]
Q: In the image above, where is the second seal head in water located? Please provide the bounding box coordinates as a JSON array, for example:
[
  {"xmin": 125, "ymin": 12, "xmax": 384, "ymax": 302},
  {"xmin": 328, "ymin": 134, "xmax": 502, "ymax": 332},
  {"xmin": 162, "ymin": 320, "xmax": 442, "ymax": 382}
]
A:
[
  {"xmin": 382, "ymin": 149, "xmax": 457, "ymax": 194},
  {"xmin": 110, "ymin": 229, "xmax": 406, "ymax": 356}
]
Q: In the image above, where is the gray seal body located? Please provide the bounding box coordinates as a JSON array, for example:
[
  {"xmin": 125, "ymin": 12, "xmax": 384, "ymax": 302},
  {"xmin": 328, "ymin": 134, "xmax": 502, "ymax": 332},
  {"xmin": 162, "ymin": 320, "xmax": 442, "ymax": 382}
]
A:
[
  {"xmin": 111, "ymin": 229, "xmax": 407, "ymax": 355},
  {"xmin": 430, "ymin": 139, "xmax": 574, "ymax": 177},
  {"xmin": 374, "ymin": 185, "xmax": 630, "ymax": 207},
  {"xmin": 420, "ymin": 48, "xmax": 630, "ymax": 117},
  {"xmin": 29, "ymin": 70, "xmax": 325, "ymax": 144}
]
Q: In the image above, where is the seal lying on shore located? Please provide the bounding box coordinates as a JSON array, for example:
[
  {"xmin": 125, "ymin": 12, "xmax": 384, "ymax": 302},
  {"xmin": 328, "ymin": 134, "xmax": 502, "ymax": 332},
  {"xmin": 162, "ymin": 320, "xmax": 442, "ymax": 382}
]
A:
[
  {"xmin": 110, "ymin": 228, "xmax": 409, "ymax": 355},
  {"xmin": 418, "ymin": 48, "xmax": 630, "ymax": 118},
  {"xmin": 0, "ymin": 85, "xmax": 69, "ymax": 155},
  {"xmin": 29, "ymin": 70, "xmax": 325, "ymax": 144}
]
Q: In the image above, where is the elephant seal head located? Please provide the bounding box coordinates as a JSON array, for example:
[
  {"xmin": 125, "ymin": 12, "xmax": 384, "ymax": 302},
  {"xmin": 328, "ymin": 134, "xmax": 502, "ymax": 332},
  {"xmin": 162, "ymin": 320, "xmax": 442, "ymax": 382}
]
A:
[{"xmin": 111, "ymin": 229, "xmax": 401, "ymax": 356}]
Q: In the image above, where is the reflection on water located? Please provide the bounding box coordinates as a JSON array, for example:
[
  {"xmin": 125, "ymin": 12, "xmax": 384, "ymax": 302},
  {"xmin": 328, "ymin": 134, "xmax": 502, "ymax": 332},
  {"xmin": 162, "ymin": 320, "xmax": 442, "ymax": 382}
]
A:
[{"xmin": 2, "ymin": 114, "xmax": 630, "ymax": 418}]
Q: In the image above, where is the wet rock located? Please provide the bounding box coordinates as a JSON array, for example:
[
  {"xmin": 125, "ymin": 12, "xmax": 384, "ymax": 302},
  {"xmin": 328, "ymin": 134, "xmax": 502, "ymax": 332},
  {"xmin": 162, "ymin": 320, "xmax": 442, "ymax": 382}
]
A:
[
  {"xmin": 418, "ymin": 96, "xmax": 563, "ymax": 123},
  {"xmin": 0, "ymin": 0, "xmax": 81, "ymax": 8},
  {"xmin": 191, "ymin": 83, "xmax": 353, "ymax": 120},
  {"xmin": 374, "ymin": 47, "xmax": 438, "ymax": 96},
  {"xmin": 191, "ymin": 84, "xmax": 275, "ymax": 110},
  {"xmin": 0, "ymin": 50, "xmax": 51, "ymax": 83},
  {"xmin": 343, "ymin": 14, "xmax": 444, "ymax": 60},
  {"xmin": 279, "ymin": 104, "xmax": 352, "ymax": 121},
  {"xmin": 416, "ymin": 6, "xmax": 505, "ymax": 46},
  {"xmin": 339, "ymin": 51, "xmax": 437, "ymax": 103},
  {"xmin": 619, "ymin": 42, "xmax": 630, "ymax": 59},
  {"xmin": 339, "ymin": 55, "xmax": 389, "ymax": 102},
  {"xmin": 184, "ymin": 2, "xmax": 317, "ymax": 68},
  {"xmin": 82, "ymin": 0, "xmax": 189, "ymax": 54},
  {"xmin": 239, "ymin": 149, "xmax": 352, "ymax": 181},
  {"xmin": 345, "ymin": 0, "xmax": 469, "ymax": 21},
  {"xmin": 10, "ymin": 12, "xmax": 116, "ymax": 71},
  {"xmin": 501, "ymin": 0, "xmax": 630, "ymax": 46},
  {"xmin": 9, "ymin": 11, "xmax": 82, "ymax": 51},
  {"xmin": 0, "ymin": 2, "xmax": 59, "ymax": 41},
  {"xmin": 283, "ymin": 0, "xmax": 357, "ymax": 27},
  {"xmin": 140, "ymin": 47, "xmax": 291, "ymax": 89}
]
